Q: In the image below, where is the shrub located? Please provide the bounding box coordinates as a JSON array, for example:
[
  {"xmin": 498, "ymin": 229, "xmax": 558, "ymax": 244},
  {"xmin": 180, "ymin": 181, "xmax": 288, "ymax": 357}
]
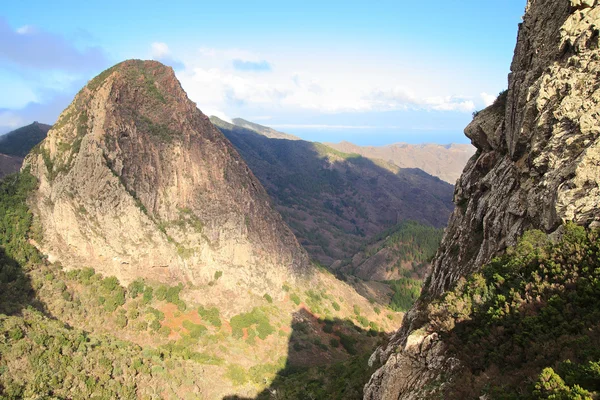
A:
[
  {"xmin": 332, "ymin": 301, "xmax": 341, "ymax": 311},
  {"xmin": 182, "ymin": 320, "xmax": 207, "ymax": 338},
  {"xmin": 230, "ymin": 308, "xmax": 274, "ymax": 340},
  {"xmin": 115, "ymin": 314, "xmax": 128, "ymax": 328},
  {"xmin": 128, "ymin": 279, "xmax": 145, "ymax": 298},
  {"xmin": 197, "ymin": 305, "xmax": 221, "ymax": 327},
  {"xmin": 290, "ymin": 294, "xmax": 301, "ymax": 305},
  {"xmin": 226, "ymin": 365, "xmax": 248, "ymax": 386},
  {"xmin": 263, "ymin": 293, "xmax": 273, "ymax": 303},
  {"xmin": 158, "ymin": 326, "xmax": 171, "ymax": 337},
  {"xmin": 149, "ymin": 320, "xmax": 161, "ymax": 332},
  {"xmin": 155, "ymin": 285, "xmax": 167, "ymax": 301},
  {"xmin": 142, "ymin": 287, "xmax": 153, "ymax": 304}
]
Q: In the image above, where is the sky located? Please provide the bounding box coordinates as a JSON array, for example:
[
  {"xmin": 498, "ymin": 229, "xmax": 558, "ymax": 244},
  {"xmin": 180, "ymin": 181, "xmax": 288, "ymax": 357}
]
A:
[{"xmin": 0, "ymin": 0, "xmax": 526, "ymax": 145}]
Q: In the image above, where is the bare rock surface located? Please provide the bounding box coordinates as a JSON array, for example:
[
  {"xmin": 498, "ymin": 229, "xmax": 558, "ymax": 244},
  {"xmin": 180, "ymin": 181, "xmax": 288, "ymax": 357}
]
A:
[
  {"xmin": 364, "ymin": 1, "xmax": 600, "ymax": 398},
  {"xmin": 25, "ymin": 60, "xmax": 310, "ymax": 294}
]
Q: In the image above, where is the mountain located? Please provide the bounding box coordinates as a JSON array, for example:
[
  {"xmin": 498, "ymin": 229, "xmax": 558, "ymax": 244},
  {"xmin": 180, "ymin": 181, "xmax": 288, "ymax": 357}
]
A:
[
  {"xmin": 211, "ymin": 116, "xmax": 454, "ymax": 266},
  {"xmin": 24, "ymin": 60, "xmax": 309, "ymax": 294},
  {"xmin": 0, "ymin": 153, "xmax": 24, "ymax": 179},
  {"xmin": 325, "ymin": 141, "xmax": 475, "ymax": 184},
  {"xmin": 232, "ymin": 118, "xmax": 301, "ymax": 140},
  {"xmin": 365, "ymin": 1, "xmax": 600, "ymax": 398},
  {"xmin": 0, "ymin": 121, "xmax": 51, "ymax": 157},
  {"xmin": 0, "ymin": 60, "xmax": 403, "ymax": 399},
  {"xmin": 0, "ymin": 121, "xmax": 50, "ymax": 178}
]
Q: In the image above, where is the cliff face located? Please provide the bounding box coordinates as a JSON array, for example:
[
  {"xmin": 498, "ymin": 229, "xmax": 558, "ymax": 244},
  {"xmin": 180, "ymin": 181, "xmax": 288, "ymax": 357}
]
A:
[
  {"xmin": 365, "ymin": 1, "xmax": 600, "ymax": 398},
  {"xmin": 25, "ymin": 60, "xmax": 309, "ymax": 293}
]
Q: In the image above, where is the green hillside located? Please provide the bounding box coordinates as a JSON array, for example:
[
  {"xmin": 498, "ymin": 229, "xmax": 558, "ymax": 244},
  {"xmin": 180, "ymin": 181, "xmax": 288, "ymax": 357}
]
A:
[{"xmin": 0, "ymin": 122, "xmax": 51, "ymax": 157}]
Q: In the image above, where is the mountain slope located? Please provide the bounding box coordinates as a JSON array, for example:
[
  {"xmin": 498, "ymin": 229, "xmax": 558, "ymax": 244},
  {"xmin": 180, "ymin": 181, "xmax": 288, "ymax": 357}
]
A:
[
  {"xmin": 24, "ymin": 60, "xmax": 309, "ymax": 294},
  {"xmin": 232, "ymin": 118, "xmax": 301, "ymax": 140},
  {"xmin": 325, "ymin": 141, "xmax": 475, "ymax": 184},
  {"xmin": 365, "ymin": 1, "xmax": 600, "ymax": 398},
  {"xmin": 211, "ymin": 116, "xmax": 454, "ymax": 266},
  {"xmin": 0, "ymin": 165, "xmax": 401, "ymax": 399},
  {"xmin": 0, "ymin": 122, "xmax": 50, "ymax": 178},
  {"xmin": 0, "ymin": 121, "xmax": 51, "ymax": 157}
]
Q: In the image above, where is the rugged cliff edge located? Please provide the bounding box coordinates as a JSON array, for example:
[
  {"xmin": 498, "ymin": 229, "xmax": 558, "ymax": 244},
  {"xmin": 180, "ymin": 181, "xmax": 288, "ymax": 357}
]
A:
[
  {"xmin": 24, "ymin": 60, "xmax": 309, "ymax": 294},
  {"xmin": 364, "ymin": 0, "xmax": 600, "ymax": 398}
]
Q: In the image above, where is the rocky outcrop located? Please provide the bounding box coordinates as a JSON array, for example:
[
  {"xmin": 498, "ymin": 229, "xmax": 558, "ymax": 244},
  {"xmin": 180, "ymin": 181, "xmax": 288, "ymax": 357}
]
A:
[
  {"xmin": 25, "ymin": 60, "xmax": 310, "ymax": 294},
  {"xmin": 365, "ymin": 0, "xmax": 600, "ymax": 398}
]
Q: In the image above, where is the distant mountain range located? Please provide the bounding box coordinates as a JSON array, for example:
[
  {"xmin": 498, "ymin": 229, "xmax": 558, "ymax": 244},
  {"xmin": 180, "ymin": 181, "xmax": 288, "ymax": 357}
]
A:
[
  {"xmin": 211, "ymin": 116, "xmax": 454, "ymax": 266},
  {"xmin": 0, "ymin": 122, "xmax": 51, "ymax": 178},
  {"xmin": 325, "ymin": 141, "xmax": 475, "ymax": 184}
]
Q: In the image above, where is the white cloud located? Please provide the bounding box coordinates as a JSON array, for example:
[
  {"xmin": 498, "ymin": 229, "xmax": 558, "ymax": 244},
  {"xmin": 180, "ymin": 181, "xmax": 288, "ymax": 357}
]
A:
[
  {"xmin": 0, "ymin": 111, "xmax": 26, "ymax": 130},
  {"xmin": 369, "ymin": 87, "xmax": 475, "ymax": 112},
  {"xmin": 172, "ymin": 46, "xmax": 479, "ymax": 119},
  {"xmin": 249, "ymin": 116, "xmax": 272, "ymax": 121},
  {"xmin": 16, "ymin": 25, "xmax": 35, "ymax": 35},
  {"xmin": 480, "ymin": 92, "xmax": 496, "ymax": 107},
  {"xmin": 151, "ymin": 42, "xmax": 170, "ymax": 59}
]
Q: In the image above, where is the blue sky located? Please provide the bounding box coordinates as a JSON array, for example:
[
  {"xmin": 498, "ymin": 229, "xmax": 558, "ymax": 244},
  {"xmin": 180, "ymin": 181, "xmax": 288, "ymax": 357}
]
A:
[{"xmin": 0, "ymin": 0, "xmax": 526, "ymax": 145}]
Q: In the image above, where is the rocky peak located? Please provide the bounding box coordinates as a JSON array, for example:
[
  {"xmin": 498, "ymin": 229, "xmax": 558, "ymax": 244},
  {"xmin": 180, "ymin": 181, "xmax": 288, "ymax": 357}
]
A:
[
  {"xmin": 25, "ymin": 59, "xmax": 310, "ymax": 293},
  {"xmin": 364, "ymin": 1, "xmax": 600, "ymax": 398}
]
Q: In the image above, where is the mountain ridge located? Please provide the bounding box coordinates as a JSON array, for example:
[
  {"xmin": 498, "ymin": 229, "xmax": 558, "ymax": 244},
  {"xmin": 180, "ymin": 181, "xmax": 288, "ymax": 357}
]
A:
[{"xmin": 210, "ymin": 115, "xmax": 454, "ymax": 266}]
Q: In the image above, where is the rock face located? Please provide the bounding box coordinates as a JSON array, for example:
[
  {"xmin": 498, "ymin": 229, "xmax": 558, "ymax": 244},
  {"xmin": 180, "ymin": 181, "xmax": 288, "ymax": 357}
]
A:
[
  {"xmin": 325, "ymin": 141, "xmax": 475, "ymax": 184},
  {"xmin": 25, "ymin": 60, "xmax": 309, "ymax": 293},
  {"xmin": 364, "ymin": 1, "xmax": 600, "ymax": 398}
]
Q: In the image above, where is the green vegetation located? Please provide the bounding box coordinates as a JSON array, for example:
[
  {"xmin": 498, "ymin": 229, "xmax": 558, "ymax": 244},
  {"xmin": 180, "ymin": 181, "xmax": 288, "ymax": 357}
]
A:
[
  {"xmin": 428, "ymin": 224, "xmax": 600, "ymax": 398},
  {"xmin": 386, "ymin": 278, "xmax": 423, "ymax": 312},
  {"xmin": 290, "ymin": 293, "xmax": 301, "ymax": 305},
  {"xmin": 0, "ymin": 123, "xmax": 49, "ymax": 157},
  {"xmin": 263, "ymin": 293, "xmax": 273, "ymax": 303},
  {"xmin": 197, "ymin": 305, "xmax": 221, "ymax": 327},
  {"xmin": 137, "ymin": 115, "xmax": 178, "ymax": 143},
  {"xmin": 230, "ymin": 308, "xmax": 275, "ymax": 340},
  {"xmin": 369, "ymin": 220, "xmax": 443, "ymax": 271},
  {"xmin": 0, "ymin": 170, "xmax": 43, "ymax": 313},
  {"xmin": 256, "ymin": 354, "xmax": 375, "ymax": 399},
  {"xmin": 0, "ymin": 309, "xmax": 208, "ymax": 399}
]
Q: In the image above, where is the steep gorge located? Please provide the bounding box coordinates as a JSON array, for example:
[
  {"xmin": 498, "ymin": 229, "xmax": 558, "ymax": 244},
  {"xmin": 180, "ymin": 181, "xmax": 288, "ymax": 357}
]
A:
[{"xmin": 364, "ymin": 1, "xmax": 600, "ymax": 398}]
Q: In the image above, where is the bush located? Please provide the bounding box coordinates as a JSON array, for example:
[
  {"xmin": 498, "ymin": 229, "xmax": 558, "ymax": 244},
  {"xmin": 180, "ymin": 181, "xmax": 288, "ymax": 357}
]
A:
[
  {"xmin": 226, "ymin": 365, "xmax": 248, "ymax": 386},
  {"xmin": 115, "ymin": 314, "xmax": 128, "ymax": 328},
  {"xmin": 155, "ymin": 285, "xmax": 167, "ymax": 301},
  {"xmin": 128, "ymin": 279, "xmax": 145, "ymax": 298},
  {"xmin": 158, "ymin": 326, "xmax": 171, "ymax": 337},
  {"xmin": 290, "ymin": 294, "xmax": 301, "ymax": 305},
  {"xmin": 182, "ymin": 320, "xmax": 207, "ymax": 338},
  {"xmin": 230, "ymin": 308, "xmax": 274, "ymax": 340},
  {"xmin": 197, "ymin": 305, "xmax": 221, "ymax": 327},
  {"xmin": 263, "ymin": 293, "xmax": 273, "ymax": 303},
  {"xmin": 332, "ymin": 301, "xmax": 341, "ymax": 311},
  {"xmin": 142, "ymin": 287, "xmax": 153, "ymax": 304}
]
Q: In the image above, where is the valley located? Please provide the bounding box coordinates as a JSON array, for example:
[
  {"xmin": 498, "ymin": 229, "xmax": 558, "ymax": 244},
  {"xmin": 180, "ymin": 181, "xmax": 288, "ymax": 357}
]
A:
[{"xmin": 2, "ymin": 0, "xmax": 600, "ymax": 399}]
